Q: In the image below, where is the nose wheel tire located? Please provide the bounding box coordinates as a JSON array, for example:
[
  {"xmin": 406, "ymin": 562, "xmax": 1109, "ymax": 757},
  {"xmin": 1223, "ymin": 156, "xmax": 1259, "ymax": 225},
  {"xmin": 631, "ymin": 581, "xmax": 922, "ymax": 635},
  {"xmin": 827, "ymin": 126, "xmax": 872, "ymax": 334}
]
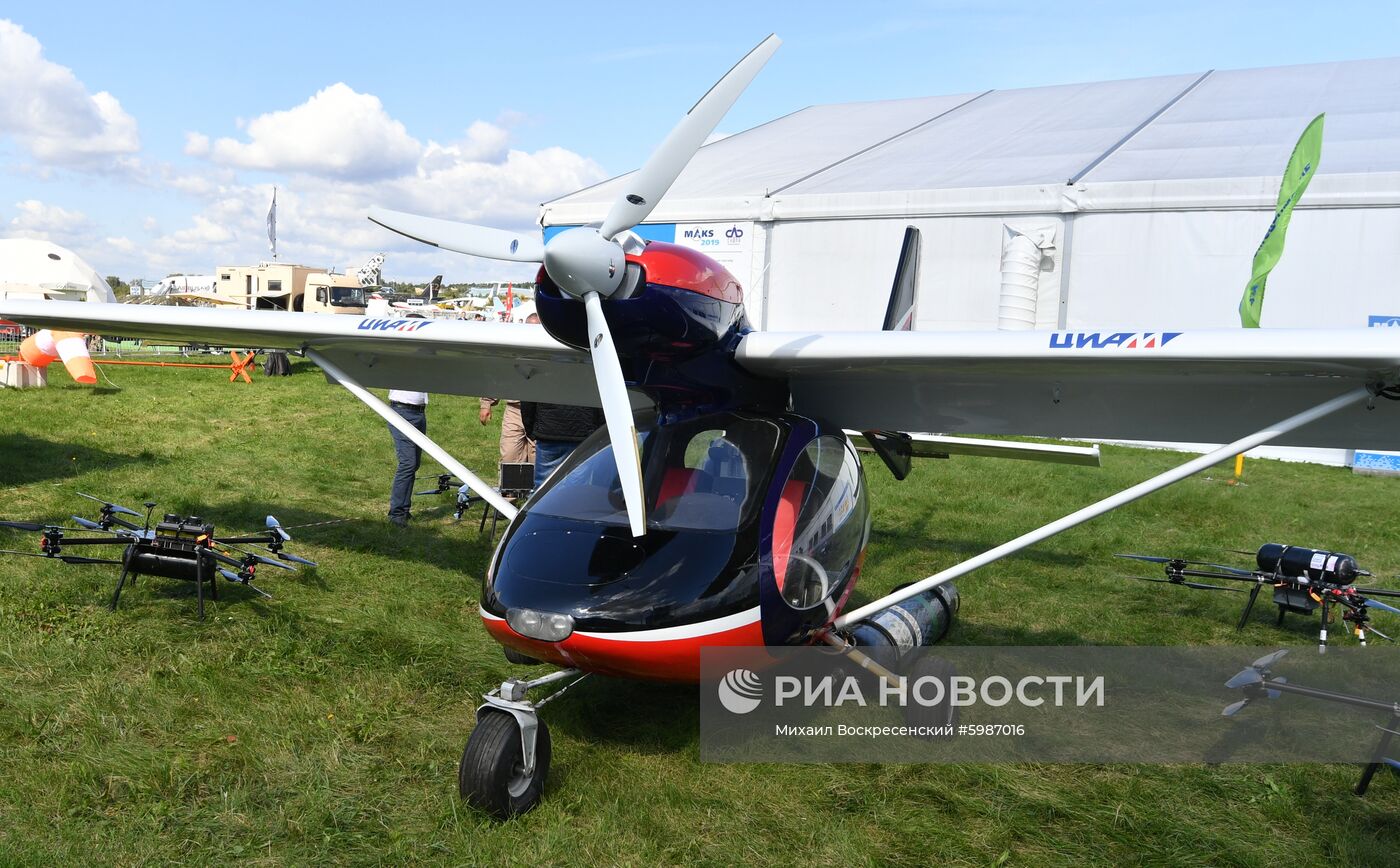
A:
[{"xmin": 459, "ymin": 710, "xmax": 551, "ymax": 818}]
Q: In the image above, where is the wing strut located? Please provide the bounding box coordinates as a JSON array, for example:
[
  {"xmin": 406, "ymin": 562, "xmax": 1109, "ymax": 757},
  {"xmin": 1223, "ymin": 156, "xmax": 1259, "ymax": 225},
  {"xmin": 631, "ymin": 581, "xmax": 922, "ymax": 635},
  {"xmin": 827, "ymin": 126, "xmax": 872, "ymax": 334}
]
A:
[
  {"xmin": 829, "ymin": 386, "xmax": 1373, "ymax": 632},
  {"xmin": 305, "ymin": 350, "xmax": 519, "ymax": 521}
]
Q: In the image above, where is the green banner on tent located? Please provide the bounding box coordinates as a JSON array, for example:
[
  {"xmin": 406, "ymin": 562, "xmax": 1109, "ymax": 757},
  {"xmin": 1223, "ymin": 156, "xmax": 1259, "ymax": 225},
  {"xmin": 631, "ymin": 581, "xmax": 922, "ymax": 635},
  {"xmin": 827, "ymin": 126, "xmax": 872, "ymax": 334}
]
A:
[{"xmin": 1239, "ymin": 113, "xmax": 1324, "ymax": 328}]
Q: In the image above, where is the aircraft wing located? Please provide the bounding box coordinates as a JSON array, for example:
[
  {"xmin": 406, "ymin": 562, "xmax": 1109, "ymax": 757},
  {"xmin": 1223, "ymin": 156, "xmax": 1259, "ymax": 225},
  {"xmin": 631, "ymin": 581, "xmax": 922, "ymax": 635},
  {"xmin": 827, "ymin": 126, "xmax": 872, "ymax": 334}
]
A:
[
  {"xmin": 0, "ymin": 299, "xmax": 601, "ymax": 404},
  {"xmin": 736, "ymin": 328, "xmax": 1400, "ymax": 450}
]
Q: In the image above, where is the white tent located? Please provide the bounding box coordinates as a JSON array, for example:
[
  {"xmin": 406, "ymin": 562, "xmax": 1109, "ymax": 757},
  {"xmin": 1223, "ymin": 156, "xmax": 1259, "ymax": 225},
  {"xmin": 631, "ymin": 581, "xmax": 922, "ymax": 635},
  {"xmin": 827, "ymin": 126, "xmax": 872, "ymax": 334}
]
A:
[
  {"xmin": 0, "ymin": 239, "xmax": 117, "ymax": 305},
  {"xmin": 543, "ymin": 56, "xmax": 1400, "ymax": 465},
  {"xmin": 544, "ymin": 55, "xmax": 1400, "ymax": 332}
]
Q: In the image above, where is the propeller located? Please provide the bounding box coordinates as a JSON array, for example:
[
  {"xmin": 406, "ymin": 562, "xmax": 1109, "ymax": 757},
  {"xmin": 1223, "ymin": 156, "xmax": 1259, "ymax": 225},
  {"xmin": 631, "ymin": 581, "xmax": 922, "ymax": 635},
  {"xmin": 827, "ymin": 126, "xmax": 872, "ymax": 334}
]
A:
[
  {"xmin": 1115, "ymin": 554, "xmax": 1255, "ymax": 577},
  {"xmin": 256, "ymin": 546, "xmax": 317, "ymax": 568},
  {"xmin": 1359, "ymin": 596, "xmax": 1400, "ymax": 616},
  {"xmin": 367, "ymin": 34, "xmax": 782, "ymax": 536},
  {"xmin": 266, "ymin": 515, "xmax": 291, "ymax": 542},
  {"xmin": 1251, "ymin": 649, "xmax": 1290, "ymax": 668},
  {"xmin": 217, "ymin": 567, "xmax": 274, "ymax": 599},
  {"xmin": 75, "ymin": 492, "xmax": 141, "ymax": 517},
  {"xmin": 0, "ymin": 520, "xmax": 48, "ymax": 532},
  {"xmin": 1121, "ymin": 575, "xmax": 1244, "ymax": 592},
  {"xmin": 0, "ymin": 548, "xmax": 123, "ymax": 565},
  {"xmin": 71, "ymin": 516, "xmax": 103, "ymax": 530}
]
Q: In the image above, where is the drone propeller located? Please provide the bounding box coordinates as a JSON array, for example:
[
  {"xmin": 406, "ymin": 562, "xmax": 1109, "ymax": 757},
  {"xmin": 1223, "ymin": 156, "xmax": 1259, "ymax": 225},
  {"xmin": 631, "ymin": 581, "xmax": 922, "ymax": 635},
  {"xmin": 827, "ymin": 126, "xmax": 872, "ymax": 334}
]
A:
[
  {"xmin": 1115, "ymin": 554, "xmax": 1255, "ymax": 577},
  {"xmin": 1121, "ymin": 574, "xmax": 1244, "ymax": 592},
  {"xmin": 216, "ymin": 567, "xmax": 274, "ymax": 599},
  {"xmin": 0, "ymin": 520, "xmax": 49, "ymax": 532},
  {"xmin": 1366, "ymin": 623, "xmax": 1395, "ymax": 642},
  {"xmin": 1221, "ymin": 699, "xmax": 1252, "ymax": 717},
  {"xmin": 216, "ymin": 543, "xmax": 298, "ymax": 572},
  {"xmin": 0, "ymin": 548, "xmax": 123, "ymax": 566},
  {"xmin": 369, "ymin": 34, "xmax": 781, "ymax": 536},
  {"xmin": 250, "ymin": 543, "xmax": 317, "ymax": 567},
  {"xmin": 1251, "ymin": 649, "xmax": 1290, "ymax": 669},
  {"xmin": 1359, "ymin": 596, "xmax": 1400, "ymax": 616},
  {"xmin": 266, "ymin": 515, "xmax": 292, "ymax": 542},
  {"xmin": 70, "ymin": 516, "xmax": 104, "ymax": 530},
  {"xmin": 75, "ymin": 491, "xmax": 141, "ymax": 517}
]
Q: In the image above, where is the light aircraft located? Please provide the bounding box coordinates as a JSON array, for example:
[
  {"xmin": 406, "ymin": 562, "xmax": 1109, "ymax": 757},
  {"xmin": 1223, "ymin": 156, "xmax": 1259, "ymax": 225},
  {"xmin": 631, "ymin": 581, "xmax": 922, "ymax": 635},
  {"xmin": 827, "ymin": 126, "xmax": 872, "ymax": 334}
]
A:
[{"xmin": 5, "ymin": 35, "xmax": 1400, "ymax": 818}]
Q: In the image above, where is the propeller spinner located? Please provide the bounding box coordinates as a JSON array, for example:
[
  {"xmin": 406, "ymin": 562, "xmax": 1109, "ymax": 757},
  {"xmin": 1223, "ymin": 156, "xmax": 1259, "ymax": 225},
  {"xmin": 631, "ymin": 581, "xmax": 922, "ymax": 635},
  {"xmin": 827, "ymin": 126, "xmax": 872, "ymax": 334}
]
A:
[{"xmin": 368, "ymin": 34, "xmax": 781, "ymax": 536}]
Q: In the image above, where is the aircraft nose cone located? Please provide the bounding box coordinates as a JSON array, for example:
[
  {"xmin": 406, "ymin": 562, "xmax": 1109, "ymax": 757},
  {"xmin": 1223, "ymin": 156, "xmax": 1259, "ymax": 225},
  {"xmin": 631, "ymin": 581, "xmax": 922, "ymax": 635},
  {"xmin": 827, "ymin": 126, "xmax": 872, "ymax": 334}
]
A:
[{"xmin": 543, "ymin": 227, "xmax": 626, "ymax": 299}]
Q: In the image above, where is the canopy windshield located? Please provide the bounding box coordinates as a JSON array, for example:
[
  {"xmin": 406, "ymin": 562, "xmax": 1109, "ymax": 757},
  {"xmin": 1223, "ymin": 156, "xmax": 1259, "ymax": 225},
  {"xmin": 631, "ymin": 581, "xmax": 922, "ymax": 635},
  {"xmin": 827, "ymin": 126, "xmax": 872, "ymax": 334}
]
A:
[{"xmin": 525, "ymin": 411, "xmax": 785, "ymax": 532}]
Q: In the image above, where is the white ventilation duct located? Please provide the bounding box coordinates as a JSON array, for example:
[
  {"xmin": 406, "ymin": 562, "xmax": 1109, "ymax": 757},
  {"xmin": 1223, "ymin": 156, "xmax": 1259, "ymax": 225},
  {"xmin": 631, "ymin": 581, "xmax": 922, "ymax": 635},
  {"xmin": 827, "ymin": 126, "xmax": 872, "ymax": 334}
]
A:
[{"xmin": 997, "ymin": 224, "xmax": 1056, "ymax": 330}]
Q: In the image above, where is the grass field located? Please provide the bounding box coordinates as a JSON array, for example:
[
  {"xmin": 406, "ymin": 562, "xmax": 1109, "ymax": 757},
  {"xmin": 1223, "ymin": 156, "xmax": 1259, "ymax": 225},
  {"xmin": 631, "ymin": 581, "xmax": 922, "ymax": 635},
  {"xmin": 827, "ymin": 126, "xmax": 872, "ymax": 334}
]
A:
[{"xmin": 1, "ymin": 360, "xmax": 1398, "ymax": 865}]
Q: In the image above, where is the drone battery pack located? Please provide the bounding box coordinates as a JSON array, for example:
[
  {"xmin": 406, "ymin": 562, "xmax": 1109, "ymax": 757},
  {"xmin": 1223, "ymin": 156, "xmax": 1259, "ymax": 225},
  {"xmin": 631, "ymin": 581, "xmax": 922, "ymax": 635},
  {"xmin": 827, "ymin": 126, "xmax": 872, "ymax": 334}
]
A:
[
  {"xmin": 500, "ymin": 462, "xmax": 534, "ymax": 492},
  {"xmin": 1274, "ymin": 585, "xmax": 1319, "ymax": 615}
]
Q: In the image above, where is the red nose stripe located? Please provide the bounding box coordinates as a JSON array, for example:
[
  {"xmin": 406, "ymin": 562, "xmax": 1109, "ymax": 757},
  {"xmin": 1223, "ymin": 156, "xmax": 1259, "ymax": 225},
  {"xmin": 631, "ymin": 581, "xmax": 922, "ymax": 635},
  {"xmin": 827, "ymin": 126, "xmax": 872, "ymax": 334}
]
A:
[{"xmin": 482, "ymin": 610, "xmax": 764, "ymax": 682}]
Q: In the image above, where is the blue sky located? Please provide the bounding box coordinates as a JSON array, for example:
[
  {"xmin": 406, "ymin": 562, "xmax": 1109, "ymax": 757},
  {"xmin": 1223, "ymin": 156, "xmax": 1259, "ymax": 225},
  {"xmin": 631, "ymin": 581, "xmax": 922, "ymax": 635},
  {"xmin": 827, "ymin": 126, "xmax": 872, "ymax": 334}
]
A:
[{"xmin": 2, "ymin": 1, "xmax": 1397, "ymax": 282}]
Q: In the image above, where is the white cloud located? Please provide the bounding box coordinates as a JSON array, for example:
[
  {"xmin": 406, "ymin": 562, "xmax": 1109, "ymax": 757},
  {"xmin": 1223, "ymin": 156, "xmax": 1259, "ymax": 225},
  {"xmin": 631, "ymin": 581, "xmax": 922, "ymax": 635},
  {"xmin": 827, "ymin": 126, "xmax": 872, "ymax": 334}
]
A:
[
  {"xmin": 0, "ymin": 20, "xmax": 140, "ymax": 171},
  {"xmin": 183, "ymin": 131, "xmax": 210, "ymax": 157},
  {"xmin": 7, "ymin": 198, "xmax": 94, "ymax": 239},
  {"xmin": 154, "ymin": 96, "xmax": 607, "ymax": 279},
  {"xmin": 202, "ymin": 83, "xmax": 421, "ymax": 180}
]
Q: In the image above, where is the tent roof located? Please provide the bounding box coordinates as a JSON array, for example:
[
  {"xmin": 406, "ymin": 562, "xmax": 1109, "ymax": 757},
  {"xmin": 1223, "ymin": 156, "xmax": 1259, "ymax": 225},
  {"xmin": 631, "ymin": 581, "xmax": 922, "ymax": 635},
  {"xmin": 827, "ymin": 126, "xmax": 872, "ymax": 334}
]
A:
[
  {"xmin": 543, "ymin": 55, "xmax": 1400, "ymax": 225},
  {"xmin": 0, "ymin": 238, "xmax": 117, "ymax": 304}
]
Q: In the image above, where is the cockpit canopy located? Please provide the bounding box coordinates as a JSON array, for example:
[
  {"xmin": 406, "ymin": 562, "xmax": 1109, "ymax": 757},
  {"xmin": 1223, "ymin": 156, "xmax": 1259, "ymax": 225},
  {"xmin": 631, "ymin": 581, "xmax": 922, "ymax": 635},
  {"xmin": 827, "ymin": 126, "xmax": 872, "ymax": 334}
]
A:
[{"xmin": 524, "ymin": 411, "xmax": 785, "ymax": 533}]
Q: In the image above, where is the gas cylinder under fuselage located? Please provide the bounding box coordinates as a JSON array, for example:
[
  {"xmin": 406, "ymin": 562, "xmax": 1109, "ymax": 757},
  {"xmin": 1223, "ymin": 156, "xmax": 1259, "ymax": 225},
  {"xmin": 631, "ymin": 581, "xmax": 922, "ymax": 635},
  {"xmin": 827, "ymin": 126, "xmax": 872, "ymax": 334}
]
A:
[{"xmin": 480, "ymin": 242, "xmax": 871, "ymax": 681}]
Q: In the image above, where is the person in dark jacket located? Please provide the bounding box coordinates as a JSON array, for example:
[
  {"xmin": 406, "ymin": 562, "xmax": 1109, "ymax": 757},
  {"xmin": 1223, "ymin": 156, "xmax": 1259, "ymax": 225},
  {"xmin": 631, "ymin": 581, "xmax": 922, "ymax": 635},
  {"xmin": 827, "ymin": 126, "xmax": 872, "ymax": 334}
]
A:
[{"xmin": 520, "ymin": 401, "xmax": 605, "ymax": 489}]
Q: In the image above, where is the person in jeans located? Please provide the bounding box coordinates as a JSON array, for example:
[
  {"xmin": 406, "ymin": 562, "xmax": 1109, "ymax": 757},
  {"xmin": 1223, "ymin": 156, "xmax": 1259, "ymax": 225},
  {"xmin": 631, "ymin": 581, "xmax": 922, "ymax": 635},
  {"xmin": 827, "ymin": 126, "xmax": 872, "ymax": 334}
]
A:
[
  {"xmin": 520, "ymin": 401, "xmax": 605, "ymax": 489},
  {"xmin": 386, "ymin": 388, "xmax": 428, "ymax": 527}
]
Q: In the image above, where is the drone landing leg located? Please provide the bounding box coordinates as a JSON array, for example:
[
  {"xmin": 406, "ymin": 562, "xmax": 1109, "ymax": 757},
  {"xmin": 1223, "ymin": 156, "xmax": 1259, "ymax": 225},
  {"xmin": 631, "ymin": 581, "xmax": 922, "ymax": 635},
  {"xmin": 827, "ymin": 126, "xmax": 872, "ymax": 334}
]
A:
[
  {"xmin": 1356, "ymin": 714, "xmax": 1400, "ymax": 796},
  {"xmin": 195, "ymin": 552, "xmax": 206, "ymax": 620},
  {"xmin": 109, "ymin": 543, "xmax": 137, "ymax": 611},
  {"xmin": 1237, "ymin": 584, "xmax": 1263, "ymax": 630},
  {"xmin": 1277, "ymin": 604, "xmax": 1287, "ymax": 626},
  {"xmin": 1319, "ymin": 598, "xmax": 1331, "ymax": 654},
  {"xmin": 109, "ymin": 566, "xmax": 132, "ymax": 611}
]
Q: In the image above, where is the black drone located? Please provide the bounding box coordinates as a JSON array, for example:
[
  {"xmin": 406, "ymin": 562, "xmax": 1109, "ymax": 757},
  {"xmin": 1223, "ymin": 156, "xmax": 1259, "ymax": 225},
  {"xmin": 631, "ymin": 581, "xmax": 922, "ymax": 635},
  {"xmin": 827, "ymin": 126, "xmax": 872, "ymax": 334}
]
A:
[
  {"xmin": 0, "ymin": 492, "xmax": 318, "ymax": 619},
  {"xmin": 1118, "ymin": 543, "xmax": 1400, "ymax": 648},
  {"xmin": 1222, "ymin": 649, "xmax": 1400, "ymax": 796}
]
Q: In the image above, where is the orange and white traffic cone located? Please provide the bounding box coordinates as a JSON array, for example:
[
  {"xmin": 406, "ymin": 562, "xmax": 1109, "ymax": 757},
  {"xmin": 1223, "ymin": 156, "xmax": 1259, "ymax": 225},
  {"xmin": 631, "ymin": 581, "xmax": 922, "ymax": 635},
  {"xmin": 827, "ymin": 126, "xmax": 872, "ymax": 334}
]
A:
[{"xmin": 18, "ymin": 329, "xmax": 96, "ymax": 384}]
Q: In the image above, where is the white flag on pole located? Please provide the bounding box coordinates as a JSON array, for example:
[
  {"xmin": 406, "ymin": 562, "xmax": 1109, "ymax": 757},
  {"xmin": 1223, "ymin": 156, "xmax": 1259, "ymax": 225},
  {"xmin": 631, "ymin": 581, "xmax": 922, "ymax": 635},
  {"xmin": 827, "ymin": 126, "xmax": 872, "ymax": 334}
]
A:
[{"xmin": 266, "ymin": 187, "xmax": 278, "ymax": 259}]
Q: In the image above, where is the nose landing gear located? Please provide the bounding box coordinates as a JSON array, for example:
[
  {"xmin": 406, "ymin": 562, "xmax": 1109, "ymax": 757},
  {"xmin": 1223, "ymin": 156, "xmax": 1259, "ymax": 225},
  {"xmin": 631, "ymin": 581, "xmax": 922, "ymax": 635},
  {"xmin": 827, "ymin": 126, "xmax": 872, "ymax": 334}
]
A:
[{"xmin": 459, "ymin": 668, "xmax": 585, "ymax": 818}]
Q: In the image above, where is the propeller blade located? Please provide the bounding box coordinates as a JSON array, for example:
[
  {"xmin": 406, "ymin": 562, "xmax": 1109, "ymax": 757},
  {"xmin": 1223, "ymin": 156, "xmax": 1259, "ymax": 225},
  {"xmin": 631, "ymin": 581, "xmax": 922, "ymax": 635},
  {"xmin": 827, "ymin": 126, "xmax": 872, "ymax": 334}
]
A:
[
  {"xmin": 1121, "ymin": 574, "xmax": 1176, "ymax": 584},
  {"xmin": 1362, "ymin": 597, "xmax": 1400, "ymax": 616},
  {"xmin": 1182, "ymin": 581, "xmax": 1245, "ymax": 593},
  {"xmin": 598, "ymin": 34, "xmax": 781, "ymax": 239},
  {"xmin": 0, "ymin": 549, "xmax": 120, "ymax": 565},
  {"xmin": 277, "ymin": 552, "xmax": 317, "ymax": 568},
  {"xmin": 0, "ymin": 520, "xmax": 47, "ymax": 532},
  {"xmin": 584, "ymin": 291, "xmax": 646, "ymax": 537},
  {"xmin": 1221, "ymin": 699, "xmax": 1251, "ymax": 717},
  {"xmin": 217, "ymin": 567, "xmax": 243, "ymax": 582},
  {"xmin": 243, "ymin": 582, "xmax": 273, "ymax": 600},
  {"xmin": 1251, "ymin": 649, "xmax": 1289, "ymax": 669},
  {"xmin": 266, "ymin": 515, "xmax": 292, "ymax": 541},
  {"xmin": 367, "ymin": 208, "xmax": 545, "ymax": 262},
  {"xmin": 1266, "ymin": 676, "xmax": 1287, "ymax": 699},
  {"xmin": 70, "ymin": 516, "xmax": 103, "ymax": 530},
  {"xmin": 250, "ymin": 554, "xmax": 296, "ymax": 572},
  {"xmin": 1114, "ymin": 554, "xmax": 1254, "ymax": 577},
  {"xmin": 1225, "ymin": 668, "xmax": 1262, "ymax": 689},
  {"xmin": 75, "ymin": 492, "xmax": 141, "ymax": 517}
]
